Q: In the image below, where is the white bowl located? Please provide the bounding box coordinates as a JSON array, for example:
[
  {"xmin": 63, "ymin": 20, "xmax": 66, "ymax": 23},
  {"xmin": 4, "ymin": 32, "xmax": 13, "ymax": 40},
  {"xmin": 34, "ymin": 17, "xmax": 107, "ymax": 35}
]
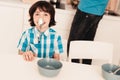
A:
[
  {"xmin": 102, "ymin": 63, "xmax": 120, "ymax": 80},
  {"xmin": 37, "ymin": 58, "xmax": 62, "ymax": 77}
]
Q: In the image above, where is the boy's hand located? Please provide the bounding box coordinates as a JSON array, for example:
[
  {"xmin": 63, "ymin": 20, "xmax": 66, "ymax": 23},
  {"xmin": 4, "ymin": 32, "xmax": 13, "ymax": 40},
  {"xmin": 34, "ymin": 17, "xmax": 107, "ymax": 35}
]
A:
[
  {"xmin": 22, "ymin": 51, "xmax": 37, "ymax": 61},
  {"xmin": 53, "ymin": 53, "xmax": 60, "ymax": 60}
]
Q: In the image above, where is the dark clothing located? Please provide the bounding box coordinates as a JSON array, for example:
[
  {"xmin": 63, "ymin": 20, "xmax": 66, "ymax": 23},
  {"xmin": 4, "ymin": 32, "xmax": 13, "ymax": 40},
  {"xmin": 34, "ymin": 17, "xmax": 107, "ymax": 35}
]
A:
[{"xmin": 67, "ymin": 9, "xmax": 103, "ymax": 56}]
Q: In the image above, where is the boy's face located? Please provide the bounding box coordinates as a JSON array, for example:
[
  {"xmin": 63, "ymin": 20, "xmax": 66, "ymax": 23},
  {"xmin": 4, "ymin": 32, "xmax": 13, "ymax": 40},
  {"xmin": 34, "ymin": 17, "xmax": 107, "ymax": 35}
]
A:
[{"xmin": 33, "ymin": 8, "xmax": 50, "ymax": 30}]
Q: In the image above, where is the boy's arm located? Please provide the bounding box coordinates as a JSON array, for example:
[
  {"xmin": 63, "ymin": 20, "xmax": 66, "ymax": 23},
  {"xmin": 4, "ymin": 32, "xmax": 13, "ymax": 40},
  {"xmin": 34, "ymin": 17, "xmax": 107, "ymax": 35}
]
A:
[{"xmin": 53, "ymin": 35, "xmax": 64, "ymax": 60}]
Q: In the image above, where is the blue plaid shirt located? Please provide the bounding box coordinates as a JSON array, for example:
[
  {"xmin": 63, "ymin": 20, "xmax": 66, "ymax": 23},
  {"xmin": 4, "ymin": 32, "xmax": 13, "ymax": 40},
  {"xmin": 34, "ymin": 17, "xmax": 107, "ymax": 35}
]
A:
[{"xmin": 17, "ymin": 27, "xmax": 63, "ymax": 58}]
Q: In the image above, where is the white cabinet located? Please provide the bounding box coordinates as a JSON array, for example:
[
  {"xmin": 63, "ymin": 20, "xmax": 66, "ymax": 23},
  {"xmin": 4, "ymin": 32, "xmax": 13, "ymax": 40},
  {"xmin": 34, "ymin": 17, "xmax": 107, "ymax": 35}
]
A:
[
  {"xmin": 52, "ymin": 9, "xmax": 75, "ymax": 39},
  {"xmin": 0, "ymin": 5, "xmax": 24, "ymax": 54},
  {"xmin": 23, "ymin": 5, "xmax": 31, "ymax": 31},
  {"xmin": 95, "ymin": 15, "xmax": 120, "ymax": 64}
]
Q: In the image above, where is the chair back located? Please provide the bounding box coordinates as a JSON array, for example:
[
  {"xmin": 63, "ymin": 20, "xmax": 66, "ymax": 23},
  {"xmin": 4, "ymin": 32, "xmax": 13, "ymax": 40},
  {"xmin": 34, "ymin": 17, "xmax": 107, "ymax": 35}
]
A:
[{"xmin": 69, "ymin": 41, "xmax": 113, "ymax": 65}]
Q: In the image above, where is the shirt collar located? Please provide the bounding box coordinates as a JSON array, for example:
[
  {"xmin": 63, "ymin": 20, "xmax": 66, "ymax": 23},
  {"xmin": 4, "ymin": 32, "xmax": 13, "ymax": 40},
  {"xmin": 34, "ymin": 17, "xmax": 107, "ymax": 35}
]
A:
[{"xmin": 34, "ymin": 27, "xmax": 50, "ymax": 37}]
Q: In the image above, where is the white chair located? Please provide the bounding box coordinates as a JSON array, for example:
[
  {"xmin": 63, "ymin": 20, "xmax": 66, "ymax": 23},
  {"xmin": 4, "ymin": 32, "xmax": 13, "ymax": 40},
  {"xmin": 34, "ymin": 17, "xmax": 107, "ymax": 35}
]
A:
[{"xmin": 69, "ymin": 41, "xmax": 114, "ymax": 65}]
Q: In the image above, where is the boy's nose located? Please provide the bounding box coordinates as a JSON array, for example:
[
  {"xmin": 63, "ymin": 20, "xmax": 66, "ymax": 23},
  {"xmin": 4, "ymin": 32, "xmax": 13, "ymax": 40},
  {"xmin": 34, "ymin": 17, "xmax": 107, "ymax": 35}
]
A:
[
  {"xmin": 39, "ymin": 15, "xmax": 44, "ymax": 19},
  {"xmin": 39, "ymin": 12, "xmax": 44, "ymax": 18}
]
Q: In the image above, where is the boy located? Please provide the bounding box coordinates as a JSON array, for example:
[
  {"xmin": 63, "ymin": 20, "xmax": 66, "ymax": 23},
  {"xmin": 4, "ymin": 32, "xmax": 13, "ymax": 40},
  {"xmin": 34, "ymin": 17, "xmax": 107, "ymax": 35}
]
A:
[{"xmin": 17, "ymin": 1, "xmax": 63, "ymax": 61}]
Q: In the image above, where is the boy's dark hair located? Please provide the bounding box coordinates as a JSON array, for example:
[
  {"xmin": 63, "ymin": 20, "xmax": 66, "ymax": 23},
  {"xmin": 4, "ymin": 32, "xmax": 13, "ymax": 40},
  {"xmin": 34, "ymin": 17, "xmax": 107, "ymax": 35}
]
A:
[{"xmin": 29, "ymin": 1, "xmax": 56, "ymax": 27}]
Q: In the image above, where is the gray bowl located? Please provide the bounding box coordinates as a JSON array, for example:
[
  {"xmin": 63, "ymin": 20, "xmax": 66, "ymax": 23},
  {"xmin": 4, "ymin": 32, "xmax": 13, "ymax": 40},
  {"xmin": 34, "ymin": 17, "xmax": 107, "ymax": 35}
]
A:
[
  {"xmin": 102, "ymin": 63, "xmax": 120, "ymax": 80},
  {"xmin": 37, "ymin": 58, "xmax": 62, "ymax": 77}
]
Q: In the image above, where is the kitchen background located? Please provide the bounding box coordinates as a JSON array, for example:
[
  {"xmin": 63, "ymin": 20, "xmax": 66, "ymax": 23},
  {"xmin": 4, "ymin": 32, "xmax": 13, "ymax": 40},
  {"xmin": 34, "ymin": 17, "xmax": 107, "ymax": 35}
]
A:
[
  {"xmin": 22, "ymin": 0, "xmax": 120, "ymax": 14},
  {"xmin": 0, "ymin": 0, "xmax": 120, "ymax": 65}
]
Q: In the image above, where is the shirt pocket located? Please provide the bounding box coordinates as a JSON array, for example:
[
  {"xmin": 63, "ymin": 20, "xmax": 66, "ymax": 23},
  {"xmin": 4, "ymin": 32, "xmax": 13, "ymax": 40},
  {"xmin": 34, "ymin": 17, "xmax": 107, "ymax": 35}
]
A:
[
  {"xmin": 29, "ymin": 43, "xmax": 40, "ymax": 54},
  {"xmin": 33, "ymin": 37, "xmax": 39, "ymax": 44}
]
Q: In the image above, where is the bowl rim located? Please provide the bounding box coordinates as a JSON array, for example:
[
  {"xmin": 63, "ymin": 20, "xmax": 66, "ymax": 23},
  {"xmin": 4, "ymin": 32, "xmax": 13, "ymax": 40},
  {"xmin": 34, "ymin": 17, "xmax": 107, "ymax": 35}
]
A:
[
  {"xmin": 37, "ymin": 58, "xmax": 63, "ymax": 70},
  {"xmin": 102, "ymin": 63, "xmax": 120, "ymax": 76}
]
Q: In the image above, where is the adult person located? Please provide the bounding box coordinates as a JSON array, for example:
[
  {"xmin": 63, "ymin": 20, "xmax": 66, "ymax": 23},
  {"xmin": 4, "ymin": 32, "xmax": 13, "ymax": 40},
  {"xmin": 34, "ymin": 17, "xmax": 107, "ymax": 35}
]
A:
[{"xmin": 67, "ymin": 0, "xmax": 109, "ymax": 64}]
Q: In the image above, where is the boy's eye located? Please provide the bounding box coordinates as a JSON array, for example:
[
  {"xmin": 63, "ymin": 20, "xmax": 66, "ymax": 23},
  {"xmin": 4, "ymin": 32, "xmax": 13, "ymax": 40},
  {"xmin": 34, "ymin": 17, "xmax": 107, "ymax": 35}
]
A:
[
  {"xmin": 44, "ymin": 13, "xmax": 49, "ymax": 16},
  {"xmin": 35, "ymin": 13, "xmax": 39, "ymax": 16}
]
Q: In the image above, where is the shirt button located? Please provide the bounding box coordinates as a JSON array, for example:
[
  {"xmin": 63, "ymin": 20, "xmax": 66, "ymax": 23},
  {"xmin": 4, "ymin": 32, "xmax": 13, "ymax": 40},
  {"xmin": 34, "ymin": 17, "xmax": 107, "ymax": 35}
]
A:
[{"xmin": 86, "ymin": 15, "xmax": 88, "ymax": 18}]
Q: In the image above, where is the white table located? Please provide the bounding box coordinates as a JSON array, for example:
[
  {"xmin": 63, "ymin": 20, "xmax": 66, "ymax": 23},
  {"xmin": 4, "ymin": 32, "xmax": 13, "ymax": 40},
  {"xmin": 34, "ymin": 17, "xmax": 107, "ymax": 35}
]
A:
[{"xmin": 0, "ymin": 54, "xmax": 104, "ymax": 80}]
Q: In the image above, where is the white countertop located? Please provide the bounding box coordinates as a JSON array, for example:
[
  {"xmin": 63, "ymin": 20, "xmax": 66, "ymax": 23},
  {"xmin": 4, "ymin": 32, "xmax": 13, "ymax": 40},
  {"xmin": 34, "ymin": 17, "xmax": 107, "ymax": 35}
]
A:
[{"xmin": 103, "ymin": 15, "xmax": 120, "ymax": 21}]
